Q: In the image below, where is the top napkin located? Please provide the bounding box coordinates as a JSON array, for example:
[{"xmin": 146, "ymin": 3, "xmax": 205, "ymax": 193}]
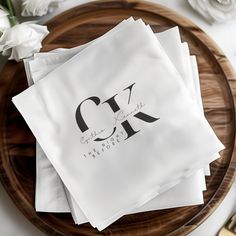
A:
[{"xmin": 12, "ymin": 19, "xmax": 224, "ymax": 230}]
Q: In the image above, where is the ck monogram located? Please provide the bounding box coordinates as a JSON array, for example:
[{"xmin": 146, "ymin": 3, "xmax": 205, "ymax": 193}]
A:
[{"xmin": 75, "ymin": 82, "xmax": 159, "ymax": 143}]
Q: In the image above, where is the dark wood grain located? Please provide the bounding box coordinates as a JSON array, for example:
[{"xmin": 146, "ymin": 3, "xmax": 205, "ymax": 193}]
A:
[{"xmin": 0, "ymin": 1, "xmax": 236, "ymax": 235}]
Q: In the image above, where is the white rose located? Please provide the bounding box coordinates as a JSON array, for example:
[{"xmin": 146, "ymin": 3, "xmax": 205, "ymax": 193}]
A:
[
  {"xmin": 188, "ymin": 0, "xmax": 236, "ymax": 23},
  {"xmin": 0, "ymin": 8, "xmax": 11, "ymax": 34},
  {"xmin": 0, "ymin": 22, "xmax": 49, "ymax": 61},
  {"xmin": 21, "ymin": 0, "xmax": 64, "ymax": 17}
]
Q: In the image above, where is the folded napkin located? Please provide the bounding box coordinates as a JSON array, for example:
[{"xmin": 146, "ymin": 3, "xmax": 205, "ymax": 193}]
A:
[
  {"xmin": 14, "ymin": 19, "xmax": 224, "ymax": 230},
  {"xmin": 24, "ymin": 26, "xmax": 209, "ymax": 224}
]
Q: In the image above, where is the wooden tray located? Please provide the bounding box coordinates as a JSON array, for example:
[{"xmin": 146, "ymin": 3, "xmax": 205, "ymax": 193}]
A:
[{"xmin": 0, "ymin": 1, "xmax": 236, "ymax": 235}]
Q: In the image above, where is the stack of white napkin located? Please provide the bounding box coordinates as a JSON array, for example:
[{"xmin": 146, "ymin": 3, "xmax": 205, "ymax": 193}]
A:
[{"xmin": 13, "ymin": 18, "xmax": 224, "ymax": 231}]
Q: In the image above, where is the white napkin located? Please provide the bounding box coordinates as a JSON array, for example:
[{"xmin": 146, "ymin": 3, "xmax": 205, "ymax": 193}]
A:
[
  {"xmin": 14, "ymin": 19, "xmax": 224, "ymax": 230},
  {"xmin": 24, "ymin": 26, "xmax": 208, "ymax": 222}
]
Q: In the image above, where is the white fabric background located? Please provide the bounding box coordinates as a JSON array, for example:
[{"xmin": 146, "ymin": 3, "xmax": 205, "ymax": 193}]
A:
[{"xmin": 0, "ymin": 0, "xmax": 236, "ymax": 235}]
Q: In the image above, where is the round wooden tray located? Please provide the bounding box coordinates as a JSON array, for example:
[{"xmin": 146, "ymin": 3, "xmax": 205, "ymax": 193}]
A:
[{"xmin": 0, "ymin": 1, "xmax": 236, "ymax": 235}]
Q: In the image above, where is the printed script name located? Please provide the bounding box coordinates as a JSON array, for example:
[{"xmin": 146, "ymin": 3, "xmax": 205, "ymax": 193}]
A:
[
  {"xmin": 80, "ymin": 102, "xmax": 145, "ymax": 144},
  {"xmin": 113, "ymin": 102, "xmax": 145, "ymax": 126},
  {"xmin": 80, "ymin": 129, "xmax": 106, "ymax": 144}
]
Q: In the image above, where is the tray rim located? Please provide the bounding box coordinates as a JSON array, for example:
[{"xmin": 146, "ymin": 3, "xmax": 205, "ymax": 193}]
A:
[{"xmin": 0, "ymin": 0, "xmax": 236, "ymax": 235}]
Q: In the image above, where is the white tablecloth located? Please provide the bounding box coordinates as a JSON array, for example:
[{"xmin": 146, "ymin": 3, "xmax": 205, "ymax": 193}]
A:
[{"xmin": 0, "ymin": 0, "xmax": 236, "ymax": 235}]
